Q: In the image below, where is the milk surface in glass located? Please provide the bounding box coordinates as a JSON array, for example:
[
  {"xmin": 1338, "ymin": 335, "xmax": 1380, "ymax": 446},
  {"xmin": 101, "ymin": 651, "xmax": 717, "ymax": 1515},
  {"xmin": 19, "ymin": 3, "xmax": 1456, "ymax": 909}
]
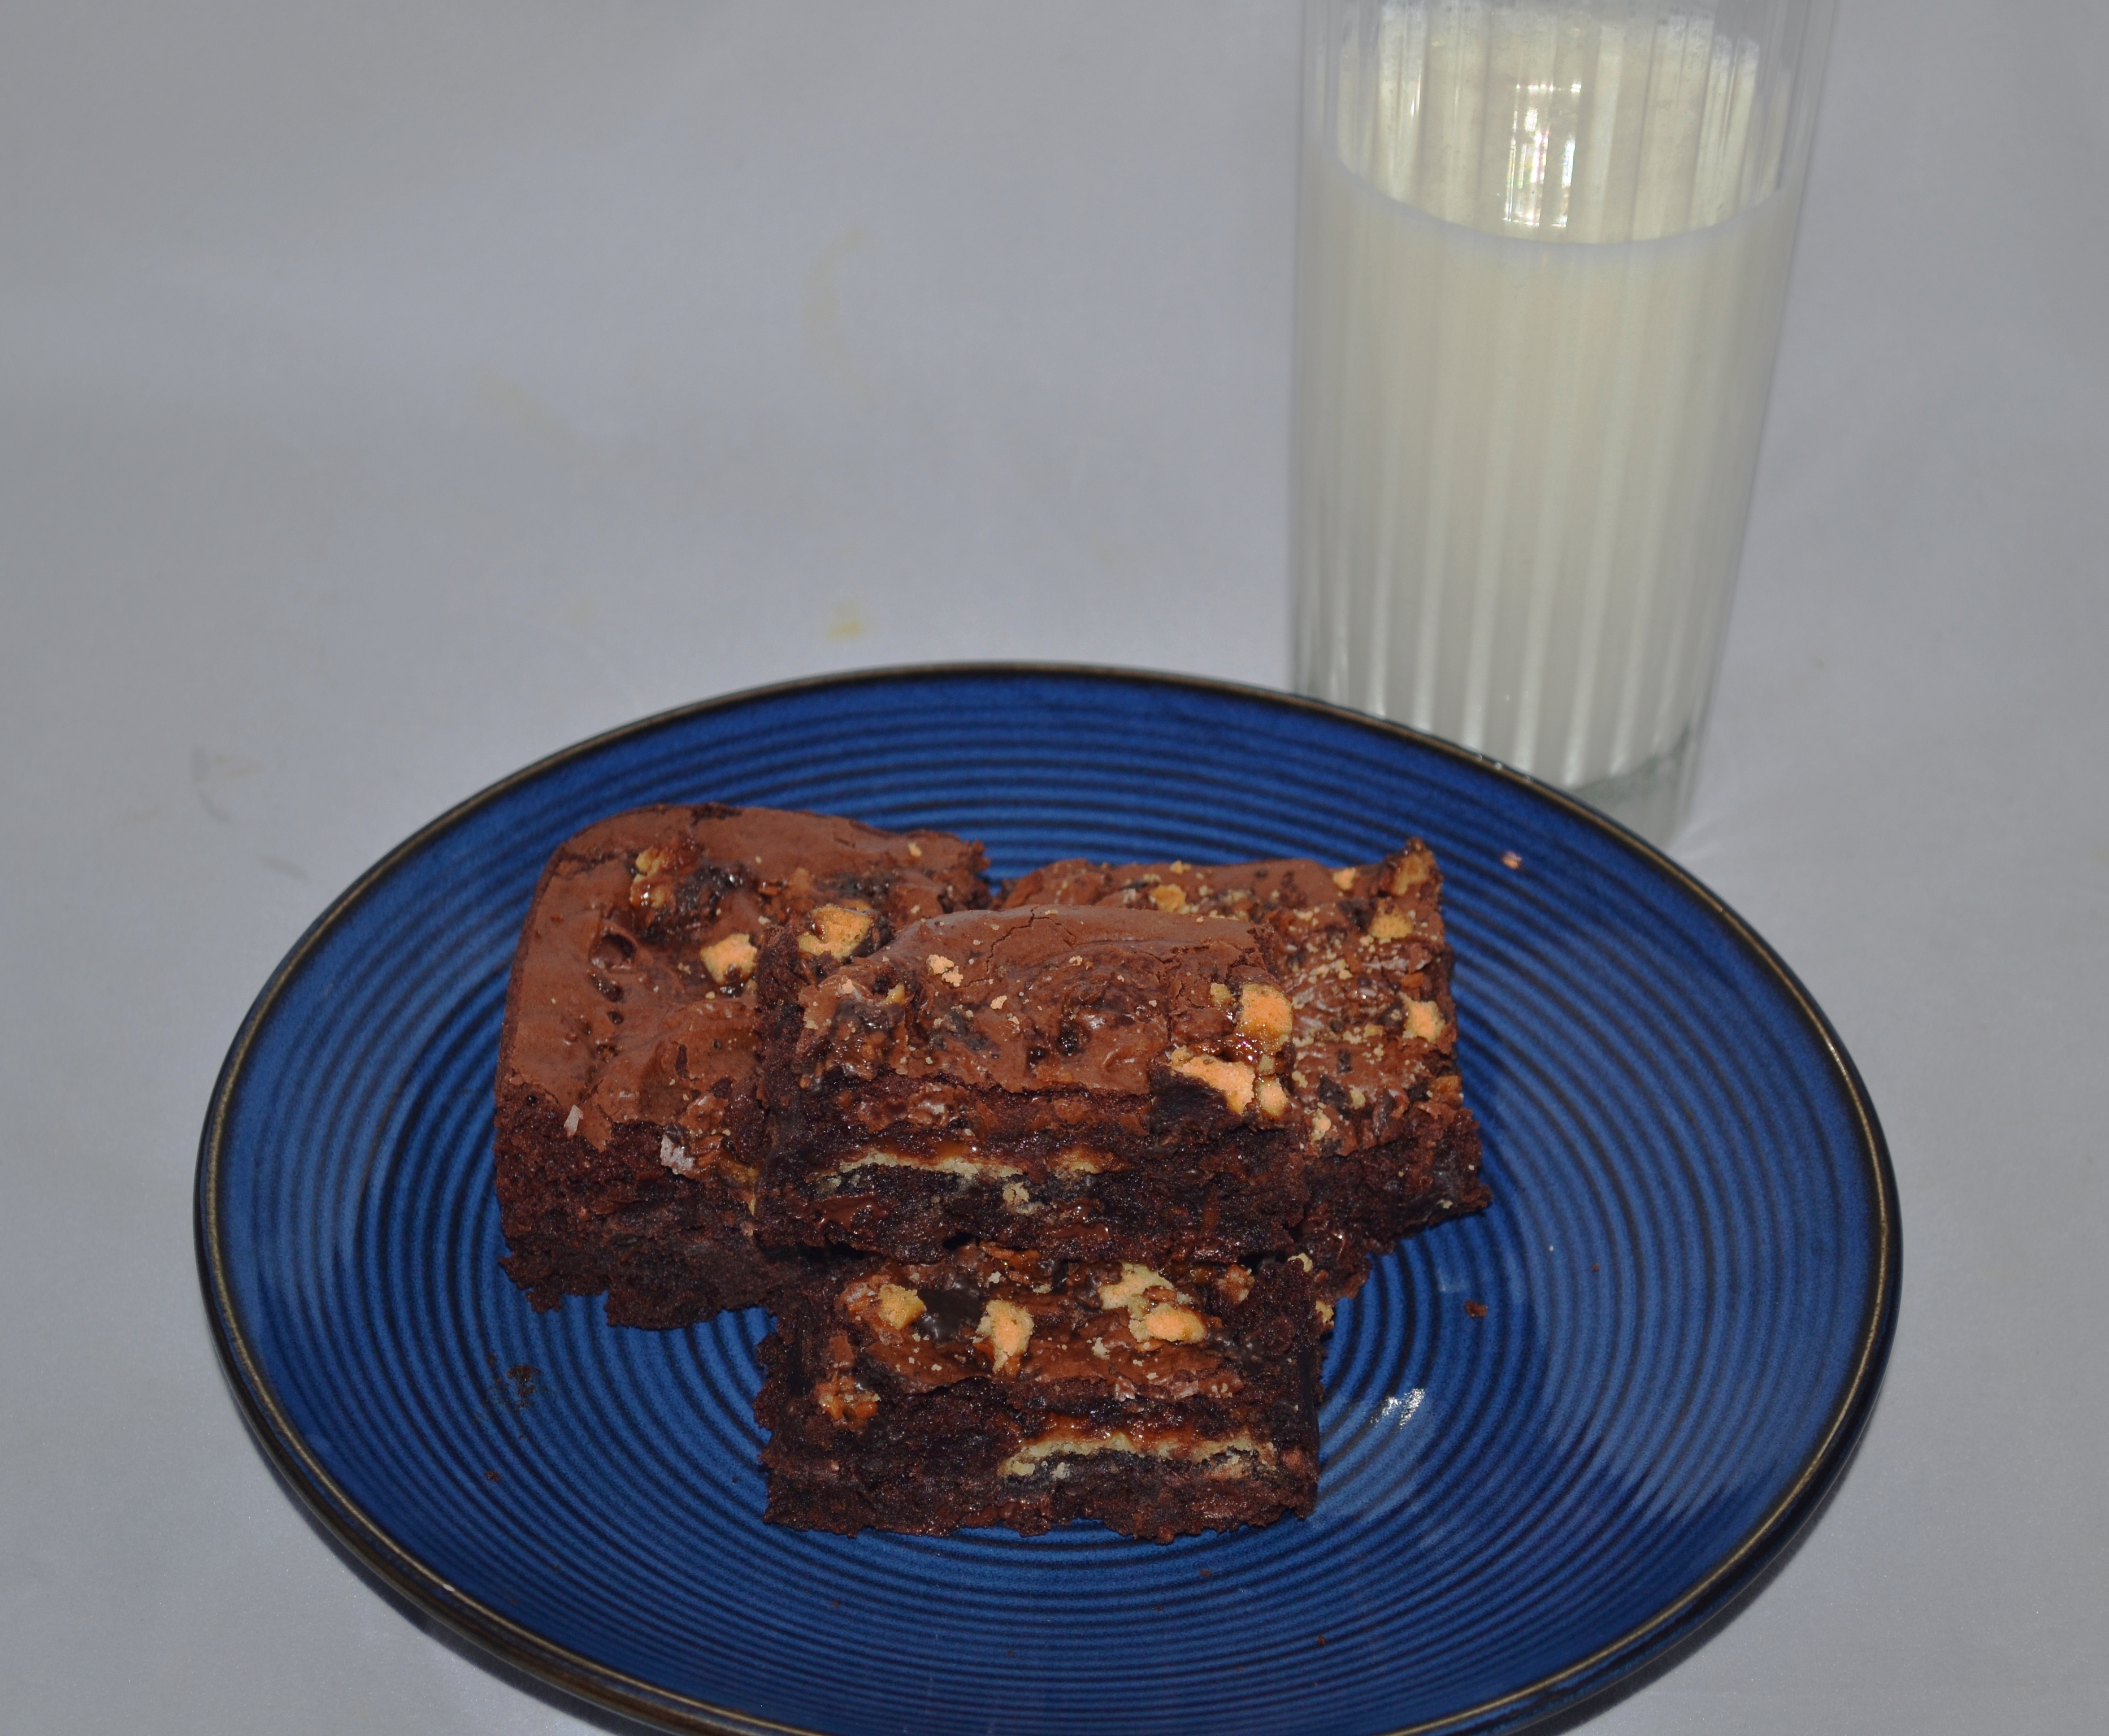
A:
[{"xmin": 1292, "ymin": 0, "xmax": 1830, "ymax": 840}]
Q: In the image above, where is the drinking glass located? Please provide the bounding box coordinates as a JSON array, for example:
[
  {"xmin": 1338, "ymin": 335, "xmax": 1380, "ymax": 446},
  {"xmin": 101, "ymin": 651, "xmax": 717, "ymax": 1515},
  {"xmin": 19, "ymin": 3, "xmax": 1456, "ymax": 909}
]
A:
[{"xmin": 1291, "ymin": 0, "xmax": 1838, "ymax": 841}]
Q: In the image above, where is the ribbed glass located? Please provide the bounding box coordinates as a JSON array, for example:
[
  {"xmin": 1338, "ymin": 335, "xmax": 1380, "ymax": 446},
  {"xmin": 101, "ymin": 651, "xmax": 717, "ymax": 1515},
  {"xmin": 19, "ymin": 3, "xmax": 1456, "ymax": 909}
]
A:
[{"xmin": 1292, "ymin": 0, "xmax": 1837, "ymax": 841}]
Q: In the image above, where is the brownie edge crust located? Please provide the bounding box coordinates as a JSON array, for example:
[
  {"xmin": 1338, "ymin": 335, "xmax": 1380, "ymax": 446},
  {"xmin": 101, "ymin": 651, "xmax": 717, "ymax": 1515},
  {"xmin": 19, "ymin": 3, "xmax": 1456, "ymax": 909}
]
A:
[{"xmin": 494, "ymin": 802, "xmax": 990, "ymax": 1328}]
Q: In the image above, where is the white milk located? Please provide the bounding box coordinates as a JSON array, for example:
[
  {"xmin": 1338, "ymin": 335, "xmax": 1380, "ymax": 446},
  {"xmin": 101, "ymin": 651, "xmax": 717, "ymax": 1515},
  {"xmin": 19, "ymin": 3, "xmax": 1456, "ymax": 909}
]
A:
[{"xmin": 1292, "ymin": 2, "xmax": 1806, "ymax": 824}]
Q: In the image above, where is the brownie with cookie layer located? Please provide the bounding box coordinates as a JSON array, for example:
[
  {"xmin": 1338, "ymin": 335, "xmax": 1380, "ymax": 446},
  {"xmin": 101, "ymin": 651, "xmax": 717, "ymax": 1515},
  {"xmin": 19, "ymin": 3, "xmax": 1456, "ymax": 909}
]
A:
[
  {"xmin": 757, "ymin": 905, "xmax": 1317, "ymax": 1267},
  {"xmin": 1003, "ymin": 841, "xmax": 1487, "ymax": 1285},
  {"xmin": 495, "ymin": 803, "xmax": 990, "ymax": 1327},
  {"xmin": 757, "ymin": 1242, "xmax": 1326, "ymax": 1539}
]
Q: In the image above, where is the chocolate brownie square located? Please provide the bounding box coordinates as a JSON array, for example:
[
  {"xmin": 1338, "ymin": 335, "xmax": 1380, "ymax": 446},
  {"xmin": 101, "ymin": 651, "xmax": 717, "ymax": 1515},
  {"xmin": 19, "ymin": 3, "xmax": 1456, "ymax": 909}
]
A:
[
  {"xmin": 757, "ymin": 905, "xmax": 1317, "ymax": 1267},
  {"xmin": 494, "ymin": 803, "xmax": 989, "ymax": 1327},
  {"xmin": 757, "ymin": 1243, "xmax": 1326, "ymax": 1539},
  {"xmin": 1003, "ymin": 842, "xmax": 1487, "ymax": 1284}
]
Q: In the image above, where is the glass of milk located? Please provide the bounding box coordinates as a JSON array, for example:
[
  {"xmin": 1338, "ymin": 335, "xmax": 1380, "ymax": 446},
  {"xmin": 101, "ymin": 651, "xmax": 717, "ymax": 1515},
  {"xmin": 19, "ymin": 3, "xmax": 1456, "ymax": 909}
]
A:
[{"xmin": 1291, "ymin": 0, "xmax": 1838, "ymax": 843}]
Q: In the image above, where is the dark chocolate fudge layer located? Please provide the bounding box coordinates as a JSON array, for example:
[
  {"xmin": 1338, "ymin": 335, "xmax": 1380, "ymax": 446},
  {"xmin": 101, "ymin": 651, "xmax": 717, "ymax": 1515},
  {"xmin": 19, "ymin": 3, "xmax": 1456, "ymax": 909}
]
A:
[
  {"xmin": 496, "ymin": 803, "xmax": 989, "ymax": 1327},
  {"xmin": 758, "ymin": 1243, "xmax": 1325, "ymax": 1540},
  {"xmin": 1004, "ymin": 843, "xmax": 1487, "ymax": 1283},
  {"xmin": 757, "ymin": 906, "xmax": 1316, "ymax": 1265}
]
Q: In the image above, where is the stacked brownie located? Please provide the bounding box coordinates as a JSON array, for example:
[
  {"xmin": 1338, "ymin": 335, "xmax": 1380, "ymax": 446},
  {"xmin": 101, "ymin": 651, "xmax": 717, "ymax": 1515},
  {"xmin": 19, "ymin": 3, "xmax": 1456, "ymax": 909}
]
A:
[
  {"xmin": 495, "ymin": 805, "xmax": 1486, "ymax": 1539},
  {"xmin": 494, "ymin": 804, "xmax": 990, "ymax": 1326},
  {"xmin": 757, "ymin": 1243, "xmax": 1326, "ymax": 1539},
  {"xmin": 1003, "ymin": 847, "xmax": 1486, "ymax": 1291}
]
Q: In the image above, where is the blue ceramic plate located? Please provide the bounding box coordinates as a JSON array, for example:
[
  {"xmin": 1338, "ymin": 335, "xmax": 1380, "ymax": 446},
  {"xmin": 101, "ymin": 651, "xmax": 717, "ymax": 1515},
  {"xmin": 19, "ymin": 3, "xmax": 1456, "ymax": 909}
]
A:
[{"xmin": 198, "ymin": 667, "xmax": 1897, "ymax": 1736}]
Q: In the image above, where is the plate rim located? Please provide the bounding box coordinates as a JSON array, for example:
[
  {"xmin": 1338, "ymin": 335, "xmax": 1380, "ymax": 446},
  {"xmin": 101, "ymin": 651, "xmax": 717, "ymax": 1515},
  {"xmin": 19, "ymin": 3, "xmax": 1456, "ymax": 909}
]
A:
[{"xmin": 194, "ymin": 660, "xmax": 1900, "ymax": 1736}]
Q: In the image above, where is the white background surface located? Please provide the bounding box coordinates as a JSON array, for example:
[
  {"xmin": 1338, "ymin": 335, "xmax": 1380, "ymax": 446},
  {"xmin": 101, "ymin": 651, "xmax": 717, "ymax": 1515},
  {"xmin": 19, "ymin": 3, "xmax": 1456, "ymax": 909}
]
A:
[{"xmin": 4, "ymin": 2, "xmax": 2105, "ymax": 1730}]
